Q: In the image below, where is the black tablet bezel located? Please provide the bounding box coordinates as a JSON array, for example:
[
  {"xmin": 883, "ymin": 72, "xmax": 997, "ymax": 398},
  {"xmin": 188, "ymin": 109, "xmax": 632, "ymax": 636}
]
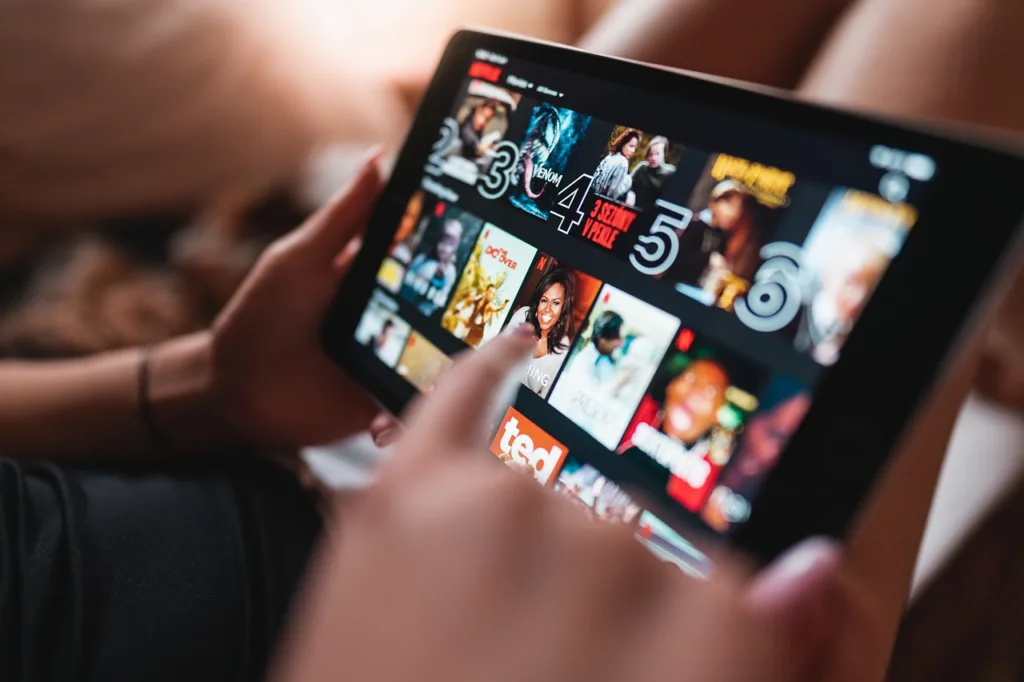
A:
[{"xmin": 322, "ymin": 29, "xmax": 1024, "ymax": 563}]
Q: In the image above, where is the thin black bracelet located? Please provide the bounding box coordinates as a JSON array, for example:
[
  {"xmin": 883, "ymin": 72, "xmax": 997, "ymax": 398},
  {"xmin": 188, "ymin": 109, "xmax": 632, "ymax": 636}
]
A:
[{"xmin": 138, "ymin": 346, "xmax": 174, "ymax": 457}]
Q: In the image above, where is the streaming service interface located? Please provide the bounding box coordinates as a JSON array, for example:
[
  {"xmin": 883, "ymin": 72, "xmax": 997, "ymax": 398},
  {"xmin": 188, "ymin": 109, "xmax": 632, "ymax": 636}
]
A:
[{"xmin": 351, "ymin": 46, "xmax": 933, "ymax": 570}]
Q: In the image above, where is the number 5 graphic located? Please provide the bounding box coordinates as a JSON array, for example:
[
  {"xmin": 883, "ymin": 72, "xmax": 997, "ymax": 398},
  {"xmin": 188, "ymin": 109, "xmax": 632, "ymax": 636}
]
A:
[
  {"xmin": 734, "ymin": 242, "xmax": 804, "ymax": 332},
  {"xmin": 629, "ymin": 199, "xmax": 692, "ymax": 276}
]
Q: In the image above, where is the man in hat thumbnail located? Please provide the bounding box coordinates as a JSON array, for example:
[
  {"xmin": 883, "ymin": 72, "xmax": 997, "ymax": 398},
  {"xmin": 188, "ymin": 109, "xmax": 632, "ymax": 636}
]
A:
[{"xmin": 667, "ymin": 179, "xmax": 764, "ymax": 288}]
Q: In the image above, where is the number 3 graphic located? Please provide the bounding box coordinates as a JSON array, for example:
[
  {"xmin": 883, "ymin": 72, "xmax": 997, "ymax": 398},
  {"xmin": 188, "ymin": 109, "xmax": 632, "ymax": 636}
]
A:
[{"xmin": 478, "ymin": 140, "xmax": 519, "ymax": 200}]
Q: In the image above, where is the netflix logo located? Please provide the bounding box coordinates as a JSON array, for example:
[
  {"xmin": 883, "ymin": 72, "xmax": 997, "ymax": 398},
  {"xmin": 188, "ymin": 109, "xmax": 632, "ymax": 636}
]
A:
[
  {"xmin": 468, "ymin": 61, "xmax": 502, "ymax": 83},
  {"xmin": 580, "ymin": 198, "xmax": 638, "ymax": 250}
]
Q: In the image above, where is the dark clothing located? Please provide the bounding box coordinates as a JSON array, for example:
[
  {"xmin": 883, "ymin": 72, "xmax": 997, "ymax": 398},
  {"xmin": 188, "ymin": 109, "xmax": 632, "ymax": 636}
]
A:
[
  {"xmin": 0, "ymin": 458, "xmax": 321, "ymax": 682},
  {"xmin": 629, "ymin": 162, "xmax": 676, "ymax": 208},
  {"xmin": 667, "ymin": 220, "xmax": 724, "ymax": 286}
]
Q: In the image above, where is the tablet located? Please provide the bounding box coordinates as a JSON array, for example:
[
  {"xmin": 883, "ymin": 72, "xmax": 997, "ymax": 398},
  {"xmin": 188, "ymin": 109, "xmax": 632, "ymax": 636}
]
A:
[{"xmin": 323, "ymin": 29, "xmax": 1024, "ymax": 569}]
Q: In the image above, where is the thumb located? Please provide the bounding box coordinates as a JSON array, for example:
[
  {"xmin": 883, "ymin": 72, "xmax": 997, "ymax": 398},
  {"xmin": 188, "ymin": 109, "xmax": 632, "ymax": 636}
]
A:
[
  {"xmin": 744, "ymin": 537, "xmax": 844, "ymax": 679},
  {"xmin": 299, "ymin": 146, "xmax": 385, "ymax": 258}
]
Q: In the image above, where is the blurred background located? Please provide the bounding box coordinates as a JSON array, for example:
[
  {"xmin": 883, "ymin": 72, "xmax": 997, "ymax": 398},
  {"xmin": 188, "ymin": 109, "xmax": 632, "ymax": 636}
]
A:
[{"xmin": 0, "ymin": 0, "xmax": 1021, "ymax": 679}]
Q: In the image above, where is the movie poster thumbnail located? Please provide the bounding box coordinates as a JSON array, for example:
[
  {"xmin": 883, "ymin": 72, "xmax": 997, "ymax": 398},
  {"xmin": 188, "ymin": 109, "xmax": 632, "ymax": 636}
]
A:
[
  {"xmin": 399, "ymin": 201, "xmax": 484, "ymax": 317},
  {"xmin": 489, "ymin": 406, "xmax": 569, "ymax": 486},
  {"xmin": 440, "ymin": 79, "xmax": 522, "ymax": 186},
  {"xmin": 508, "ymin": 102, "xmax": 592, "ymax": 220},
  {"xmin": 387, "ymin": 190, "xmax": 432, "ymax": 266},
  {"xmin": 547, "ymin": 284, "xmax": 680, "ymax": 450},
  {"xmin": 552, "ymin": 456, "xmax": 642, "ymax": 525},
  {"xmin": 618, "ymin": 329, "xmax": 768, "ymax": 513},
  {"xmin": 376, "ymin": 256, "xmax": 405, "ymax": 294},
  {"xmin": 440, "ymin": 224, "xmax": 537, "ymax": 348},
  {"xmin": 635, "ymin": 511, "xmax": 711, "ymax": 577},
  {"xmin": 700, "ymin": 376, "xmax": 810, "ymax": 533},
  {"xmin": 793, "ymin": 188, "xmax": 915, "ymax": 366},
  {"xmin": 353, "ymin": 289, "xmax": 412, "ymax": 369},
  {"xmin": 395, "ymin": 331, "xmax": 453, "ymax": 393},
  {"xmin": 591, "ymin": 126, "xmax": 683, "ymax": 211},
  {"xmin": 504, "ymin": 254, "xmax": 603, "ymax": 399},
  {"xmin": 660, "ymin": 153, "xmax": 797, "ymax": 311}
]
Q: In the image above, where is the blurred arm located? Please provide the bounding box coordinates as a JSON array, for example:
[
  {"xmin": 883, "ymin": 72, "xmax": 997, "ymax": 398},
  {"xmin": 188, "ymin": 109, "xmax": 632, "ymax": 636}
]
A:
[{"xmin": 0, "ymin": 332, "xmax": 231, "ymax": 461}]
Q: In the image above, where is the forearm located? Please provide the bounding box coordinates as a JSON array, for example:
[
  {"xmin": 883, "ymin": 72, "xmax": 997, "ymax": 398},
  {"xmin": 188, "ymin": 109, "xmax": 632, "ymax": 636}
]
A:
[{"xmin": 0, "ymin": 332, "xmax": 239, "ymax": 461}]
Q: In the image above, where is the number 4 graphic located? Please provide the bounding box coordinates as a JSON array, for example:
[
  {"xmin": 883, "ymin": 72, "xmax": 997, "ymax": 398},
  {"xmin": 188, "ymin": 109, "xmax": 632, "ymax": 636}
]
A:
[{"xmin": 550, "ymin": 173, "xmax": 593, "ymax": 235}]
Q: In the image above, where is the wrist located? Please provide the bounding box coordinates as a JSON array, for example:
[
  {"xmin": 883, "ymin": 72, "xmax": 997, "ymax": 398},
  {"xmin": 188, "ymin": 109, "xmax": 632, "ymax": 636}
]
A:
[{"xmin": 148, "ymin": 331, "xmax": 245, "ymax": 456}]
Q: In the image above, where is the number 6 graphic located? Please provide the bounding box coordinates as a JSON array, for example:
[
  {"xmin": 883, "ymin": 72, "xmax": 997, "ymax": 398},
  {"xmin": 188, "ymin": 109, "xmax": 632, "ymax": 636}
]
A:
[{"xmin": 734, "ymin": 242, "xmax": 804, "ymax": 332}]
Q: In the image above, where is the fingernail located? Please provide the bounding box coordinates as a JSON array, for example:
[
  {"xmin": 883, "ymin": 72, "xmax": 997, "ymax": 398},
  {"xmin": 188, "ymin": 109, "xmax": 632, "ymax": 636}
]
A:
[
  {"xmin": 360, "ymin": 144, "xmax": 386, "ymax": 169},
  {"xmin": 751, "ymin": 537, "xmax": 841, "ymax": 608},
  {"xmin": 374, "ymin": 428, "xmax": 399, "ymax": 448},
  {"xmin": 505, "ymin": 460, "xmax": 534, "ymax": 477},
  {"xmin": 332, "ymin": 235, "xmax": 364, "ymax": 271}
]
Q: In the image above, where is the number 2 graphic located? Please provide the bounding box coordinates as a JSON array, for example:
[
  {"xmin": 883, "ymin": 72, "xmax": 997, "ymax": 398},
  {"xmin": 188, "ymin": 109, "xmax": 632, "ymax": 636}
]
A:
[{"xmin": 425, "ymin": 118, "xmax": 458, "ymax": 177}]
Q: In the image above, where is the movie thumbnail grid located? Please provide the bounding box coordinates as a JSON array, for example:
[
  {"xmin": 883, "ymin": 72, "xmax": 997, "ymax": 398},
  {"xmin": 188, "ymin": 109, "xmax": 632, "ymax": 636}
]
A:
[
  {"xmin": 365, "ymin": 267, "xmax": 811, "ymax": 537},
  {"xmin": 489, "ymin": 406, "xmax": 712, "ymax": 577},
  {"xmin": 427, "ymin": 66, "xmax": 918, "ymax": 368},
  {"xmin": 354, "ymin": 278, "xmax": 716, "ymax": 570},
  {"xmin": 364, "ymin": 60, "xmax": 919, "ymax": 531},
  {"xmin": 558, "ymin": 149, "xmax": 916, "ymax": 368},
  {"xmin": 370, "ymin": 187, "xmax": 816, "ymax": 527}
]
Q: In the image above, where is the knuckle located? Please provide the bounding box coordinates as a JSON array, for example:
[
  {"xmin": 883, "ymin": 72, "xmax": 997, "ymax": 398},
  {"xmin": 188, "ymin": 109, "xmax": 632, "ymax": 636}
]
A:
[
  {"xmin": 561, "ymin": 511, "xmax": 663, "ymax": 589},
  {"xmin": 257, "ymin": 240, "xmax": 292, "ymax": 270},
  {"xmin": 582, "ymin": 522, "xmax": 643, "ymax": 569}
]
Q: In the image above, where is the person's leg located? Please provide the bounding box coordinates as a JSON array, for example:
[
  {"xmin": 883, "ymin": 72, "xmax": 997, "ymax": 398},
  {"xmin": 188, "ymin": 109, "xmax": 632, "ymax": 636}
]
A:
[
  {"xmin": 977, "ymin": 264, "xmax": 1024, "ymax": 412},
  {"xmin": 799, "ymin": 0, "xmax": 1024, "ymax": 131},
  {"xmin": 577, "ymin": 0, "xmax": 855, "ymax": 88},
  {"xmin": 0, "ymin": 458, "xmax": 321, "ymax": 682}
]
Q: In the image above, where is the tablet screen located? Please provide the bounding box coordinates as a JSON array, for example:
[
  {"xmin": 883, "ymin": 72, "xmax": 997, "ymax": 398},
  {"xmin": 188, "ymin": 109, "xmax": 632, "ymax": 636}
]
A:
[{"xmin": 346, "ymin": 45, "xmax": 938, "ymax": 572}]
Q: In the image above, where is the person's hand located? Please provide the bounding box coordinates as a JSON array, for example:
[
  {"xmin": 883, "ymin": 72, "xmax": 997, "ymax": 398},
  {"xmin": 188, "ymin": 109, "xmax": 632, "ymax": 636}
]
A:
[
  {"xmin": 368, "ymin": 409, "xmax": 403, "ymax": 447},
  {"xmin": 208, "ymin": 148, "xmax": 385, "ymax": 450},
  {"xmin": 273, "ymin": 327, "xmax": 887, "ymax": 682}
]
